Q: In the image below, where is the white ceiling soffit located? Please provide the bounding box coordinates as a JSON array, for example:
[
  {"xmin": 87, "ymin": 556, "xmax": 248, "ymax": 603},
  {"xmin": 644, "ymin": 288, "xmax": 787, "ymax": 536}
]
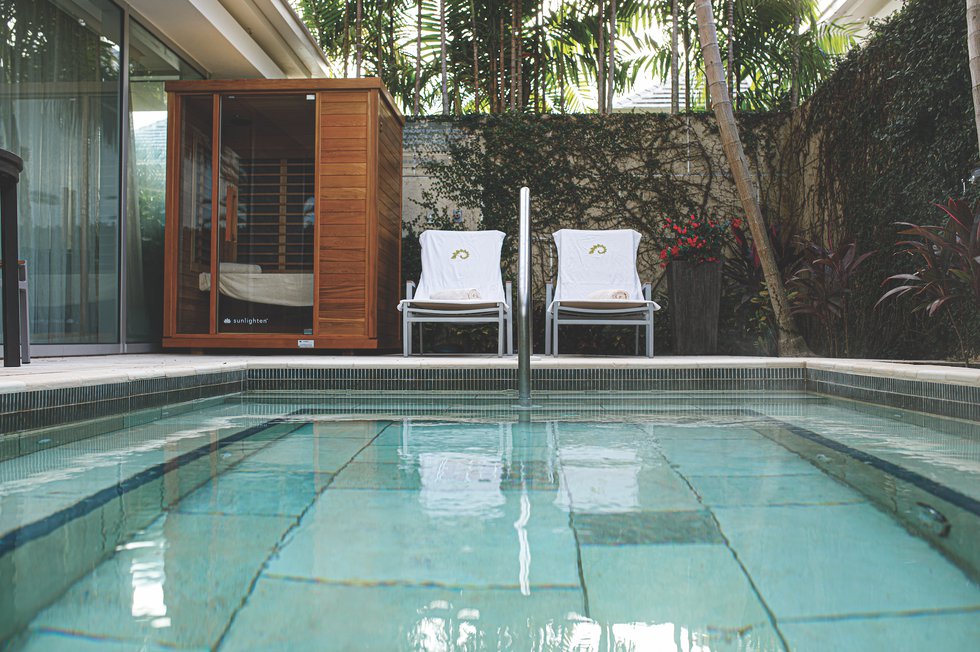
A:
[
  {"xmin": 128, "ymin": 0, "xmax": 329, "ymax": 79},
  {"xmin": 821, "ymin": 0, "xmax": 904, "ymax": 25}
]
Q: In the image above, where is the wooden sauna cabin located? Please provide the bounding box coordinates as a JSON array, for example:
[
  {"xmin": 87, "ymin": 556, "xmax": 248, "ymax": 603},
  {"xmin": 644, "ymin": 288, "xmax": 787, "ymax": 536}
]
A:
[{"xmin": 161, "ymin": 79, "xmax": 403, "ymax": 350}]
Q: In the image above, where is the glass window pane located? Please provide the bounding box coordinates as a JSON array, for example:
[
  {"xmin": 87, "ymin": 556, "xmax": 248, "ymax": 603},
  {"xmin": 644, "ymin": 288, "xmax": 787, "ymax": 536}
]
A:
[
  {"xmin": 217, "ymin": 95, "xmax": 316, "ymax": 334},
  {"xmin": 127, "ymin": 19, "xmax": 201, "ymax": 343},
  {"xmin": 0, "ymin": 0, "xmax": 121, "ymax": 344},
  {"xmin": 175, "ymin": 95, "xmax": 213, "ymax": 335}
]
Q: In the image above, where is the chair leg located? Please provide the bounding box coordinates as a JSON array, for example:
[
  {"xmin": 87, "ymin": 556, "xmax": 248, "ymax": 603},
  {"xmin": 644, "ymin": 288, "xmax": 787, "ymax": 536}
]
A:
[
  {"xmin": 552, "ymin": 313, "xmax": 560, "ymax": 357},
  {"xmin": 646, "ymin": 309, "xmax": 654, "ymax": 358},
  {"xmin": 506, "ymin": 310, "xmax": 514, "ymax": 355},
  {"xmin": 402, "ymin": 313, "xmax": 411, "ymax": 356},
  {"xmin": 19, "ymin": 287, "xmax": 28, "ymax": 364},
  {"xmin": 497, "ymin": 307, "xmax": 504, "ymax": 357},
  {"xmin": 544, "ymin": 308, "xmax": 552, "ymax": 355},
  {"xmin": 634, "ymin": 325, "xmax": 640, "ymax": 356}
]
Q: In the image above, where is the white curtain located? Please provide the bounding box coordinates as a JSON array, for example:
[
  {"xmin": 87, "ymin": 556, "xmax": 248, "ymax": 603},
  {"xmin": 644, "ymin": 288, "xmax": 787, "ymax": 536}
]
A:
[{"xmin": 0, "ymin": 0, "xmax": 121, "ymax": 344}]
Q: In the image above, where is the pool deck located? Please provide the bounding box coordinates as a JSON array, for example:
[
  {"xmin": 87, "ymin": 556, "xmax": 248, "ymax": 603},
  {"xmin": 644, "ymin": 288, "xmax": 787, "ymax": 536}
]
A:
[{"xmin": 0, "ymin": 354, "xmax": 977, "ymax": 393}]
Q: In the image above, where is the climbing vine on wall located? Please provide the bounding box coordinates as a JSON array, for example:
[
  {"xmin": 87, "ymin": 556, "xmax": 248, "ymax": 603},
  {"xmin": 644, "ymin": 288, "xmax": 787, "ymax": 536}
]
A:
[
  {"xmin": 777, "ymin": 0, "xmax": 979, "ymax": 360},
  {"xmin": 409, "ymin": 112, "xmax": 785, "ymax": 292}
]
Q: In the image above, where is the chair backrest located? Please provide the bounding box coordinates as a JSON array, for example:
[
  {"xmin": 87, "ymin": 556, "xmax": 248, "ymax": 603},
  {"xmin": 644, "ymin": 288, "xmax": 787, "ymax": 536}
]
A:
[
  {"xmin": 552, "ymin": 229, "xmax": 643, "ymax": 301},
  {"xmin": 414, "ymin": 229, "xmax": 506, "ymax": 302}
]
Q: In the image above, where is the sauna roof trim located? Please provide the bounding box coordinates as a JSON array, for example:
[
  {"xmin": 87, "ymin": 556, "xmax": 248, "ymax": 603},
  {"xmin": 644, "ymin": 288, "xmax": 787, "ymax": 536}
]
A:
[{"xmin": 164, "ymin": 78, "xmax": 405, "ymax": 124}]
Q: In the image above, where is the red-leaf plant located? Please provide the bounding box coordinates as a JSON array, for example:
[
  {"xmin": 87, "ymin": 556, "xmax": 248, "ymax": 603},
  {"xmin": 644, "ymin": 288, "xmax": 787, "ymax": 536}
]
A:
[
  {"xmin": 877, "ymin": 198, "xmax": 980, "ymax": 365},
  {"xmin": 790, "ymin": 240, "xmax": 875, "ymax": 357}
]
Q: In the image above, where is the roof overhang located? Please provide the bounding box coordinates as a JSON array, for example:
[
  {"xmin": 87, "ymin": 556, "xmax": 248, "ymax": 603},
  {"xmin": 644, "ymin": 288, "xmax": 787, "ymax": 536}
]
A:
[{"xmin": 127, "ymin": 0, "xmax": 330, "ymax": 79}]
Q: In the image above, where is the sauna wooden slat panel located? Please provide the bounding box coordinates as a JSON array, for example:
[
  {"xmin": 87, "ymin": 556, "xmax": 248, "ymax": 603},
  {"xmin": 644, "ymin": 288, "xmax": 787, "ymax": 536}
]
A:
[
  {"xmin": 320, "ymin": 177, "xmax": 366, "ymax": 190},
  {"xmin": 316, "ymin": 90, "xmax": 371, "ymax": 339},
  {"xmin": 319, "ymin": 102, "xmax": 368, "ymax": 115},
  {"xmin": 320, "ymin": 163, "xmax": 367, "ymax": 176},
  {"xmin": 374, "ymin": 96, "xmax": 403, "ymax": 347}
]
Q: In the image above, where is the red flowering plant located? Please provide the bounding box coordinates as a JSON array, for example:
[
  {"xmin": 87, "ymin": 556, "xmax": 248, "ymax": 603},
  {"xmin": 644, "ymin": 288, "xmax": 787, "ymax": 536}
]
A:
[{"xmin": 658, "ymin": 215, "xmax": 742, "ymax": 268}]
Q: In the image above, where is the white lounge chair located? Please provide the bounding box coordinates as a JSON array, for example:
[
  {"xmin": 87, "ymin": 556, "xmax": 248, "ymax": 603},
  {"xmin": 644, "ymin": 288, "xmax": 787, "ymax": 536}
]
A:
[
  {"xmin": 399, "ymin": 229, "xmax": 513, "ymax": 356},
  {"xmin": 545, "ymin": 228, "xmax": 660, "ymax": 357}
]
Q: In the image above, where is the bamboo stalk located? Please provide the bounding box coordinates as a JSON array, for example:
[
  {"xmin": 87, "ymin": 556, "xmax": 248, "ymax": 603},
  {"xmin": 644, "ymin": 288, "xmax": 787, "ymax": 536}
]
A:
[{"xmin": 693, "ymin": 0, "xmax": 809, "ymax": 356}]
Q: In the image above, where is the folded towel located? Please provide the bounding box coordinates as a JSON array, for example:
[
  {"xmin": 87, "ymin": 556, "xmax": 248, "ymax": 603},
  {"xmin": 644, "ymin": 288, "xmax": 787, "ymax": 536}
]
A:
[
  {"xmin": 431, "ymin": 288, "xmax": 482, "ymax": 300},
  {"xmin": 587, "ymin": 289, "xmax": 630, "ymax": 300}
]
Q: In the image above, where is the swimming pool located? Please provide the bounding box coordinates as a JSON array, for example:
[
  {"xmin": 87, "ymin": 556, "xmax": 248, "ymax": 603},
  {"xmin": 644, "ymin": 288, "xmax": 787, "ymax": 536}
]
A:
[{"xmin": 1, "ymin": 393, "xmax": 977, "ymax": 650}]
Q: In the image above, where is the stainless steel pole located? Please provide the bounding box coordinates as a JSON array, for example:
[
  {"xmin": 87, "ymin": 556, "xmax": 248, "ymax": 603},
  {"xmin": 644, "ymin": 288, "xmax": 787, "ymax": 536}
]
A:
[{"xmin": 517, "ymin": 187, "xmax": 532, "ymax": 406}]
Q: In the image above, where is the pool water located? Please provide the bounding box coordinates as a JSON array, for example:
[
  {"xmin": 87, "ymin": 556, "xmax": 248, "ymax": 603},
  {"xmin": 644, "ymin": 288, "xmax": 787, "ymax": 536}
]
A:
[{"xmin": 0, "ymin": 394, "xmax": 978, "ymax": 651}]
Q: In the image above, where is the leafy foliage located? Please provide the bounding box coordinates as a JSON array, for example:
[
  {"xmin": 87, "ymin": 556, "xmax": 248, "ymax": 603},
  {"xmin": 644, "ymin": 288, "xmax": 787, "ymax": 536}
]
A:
[
  {"xmin": 877, "ymin": 199, "xmax": 980, "ymax": 362},
  {"xmin": 779, "ymin": 0, "xmax": 979, "ymax": 360},
  {"xmin": 790, "ymin": 240, "xmax": 875, "ymax": 357},
  {"xmin": 295, "ymin": 0, "xmax": 855, "ymax": 115}
]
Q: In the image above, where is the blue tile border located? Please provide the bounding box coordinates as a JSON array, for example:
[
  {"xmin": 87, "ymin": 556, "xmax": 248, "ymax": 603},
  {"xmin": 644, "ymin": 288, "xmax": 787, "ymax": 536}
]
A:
[
  {"xmin": 0, "ymin": 417, "xmax": 302, "ymax": 557},
  {"xmin": 0, "ymin": 365, "xmax": 976, "ymax": 439}
]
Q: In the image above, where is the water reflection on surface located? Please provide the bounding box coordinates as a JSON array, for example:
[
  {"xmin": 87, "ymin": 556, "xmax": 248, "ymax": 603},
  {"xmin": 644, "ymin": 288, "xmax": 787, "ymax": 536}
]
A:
[{"xmin": 3, "ymin": 409, "xmax": 978, "ymax": 651}]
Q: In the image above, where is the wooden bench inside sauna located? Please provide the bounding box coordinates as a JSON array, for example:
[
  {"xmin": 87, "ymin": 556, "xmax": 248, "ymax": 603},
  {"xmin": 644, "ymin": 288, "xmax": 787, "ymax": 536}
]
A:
[{"xmin": 162, "ymin": 79, "xmax": 403, "ymax": 350}]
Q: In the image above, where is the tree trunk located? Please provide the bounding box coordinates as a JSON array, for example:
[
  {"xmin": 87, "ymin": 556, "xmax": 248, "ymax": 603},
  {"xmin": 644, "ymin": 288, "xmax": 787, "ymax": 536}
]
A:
[
  {"xmin": 726, "ymin": 0, "xmax": 734, "ymax": 95},
  {"xmin": 499, "ymin": 14, "xmax": 506, "ymax": 112},
  {"xmin": 414, "ymin": 0, "xmax": 422, "ymax": 116},
  {"xmin": 342, "ymin": 2, "xmax": 350, "ymax": 77},
  {"xmin": 597, "ymin": 0, "xmax": 606, "ymax": 114},
  {"xmin": 683, "ymin": 26, "xmax": 691, "ymax": 111},
  {"xmin": 693, "ymin": 0, "xmax": 810, "ymax": 356},
  {"xmin": 534, "ymin": 7, "xmax": 541, "ymax": 112},
  {"xmin": 510, "ymin": 0, "xmax": 517, "ymax": 110},
  {"xmin": 355, "ymin": 0, "xmax": 362, "ymax": 77},
  {"xmin": 671, "ymin": 0, "xmax": 679, "ymax": 113},
  {"xmin": 471, "ymin": 0, "xmax": 480, "ymax": 113},
  {"xmin": 517, "ymin": 0, "xmax": 524, "ymax": 109},
  {"xmin": 607, "ymin": 0, "xmax": 617, "ymax": 113},
  {"xmin": 790, "ymin": 6, "xmax": 801, "ymax": 108},
  {"xmin": 376, "ymin": 7, "xmax": 383, "ymax": 80},
  {"xmin": 440, "ymin": 0, "xmax": 449, "ymax": 115},
  {"xmin": 388, "ymin": 2, "xmax": 395, "ymax": 84},
  {"xmin": 968, "ymin": 0, "xmax": 980, "ymax": 155}
]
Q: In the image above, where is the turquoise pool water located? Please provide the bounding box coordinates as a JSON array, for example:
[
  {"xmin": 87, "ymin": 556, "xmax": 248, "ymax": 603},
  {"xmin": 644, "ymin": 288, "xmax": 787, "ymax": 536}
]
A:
[{"xmin": 0, "ymin": 393, "xmax": 978, "ymax": 651}]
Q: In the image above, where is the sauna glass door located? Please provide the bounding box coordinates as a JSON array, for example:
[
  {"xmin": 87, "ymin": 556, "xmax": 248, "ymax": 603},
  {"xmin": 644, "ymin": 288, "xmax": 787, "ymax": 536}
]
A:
[
  {"xmin": 216, "ymin": 94, "xmax": 316, "ymax": 334},
  {"xmin": 175, "ymin": 95, "xmax": 213, "ymax": 335}
]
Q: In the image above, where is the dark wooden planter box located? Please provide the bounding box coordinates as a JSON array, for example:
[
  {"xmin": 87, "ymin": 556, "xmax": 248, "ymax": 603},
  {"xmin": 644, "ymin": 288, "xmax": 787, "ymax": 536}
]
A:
[{"xmin": 668, "ymin": 260, "xmax": 722, "ymax": 355}]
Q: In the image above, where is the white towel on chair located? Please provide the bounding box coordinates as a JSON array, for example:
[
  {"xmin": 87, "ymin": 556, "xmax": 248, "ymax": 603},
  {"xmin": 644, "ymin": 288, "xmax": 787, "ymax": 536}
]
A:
[
  {"xmin": 431, "ymin": 288, "xmax": 482, "ymax": 300},
  {"xmin": 553, "ymin": 229, "xmax": 644, "ymax": 302},
  {"xmin": 413, "ymin": 230, "xmax": 506, "ymax": 303},
  {"xmin": 586, "ymin": 289, "xmax": 629, "ymax": 300}
]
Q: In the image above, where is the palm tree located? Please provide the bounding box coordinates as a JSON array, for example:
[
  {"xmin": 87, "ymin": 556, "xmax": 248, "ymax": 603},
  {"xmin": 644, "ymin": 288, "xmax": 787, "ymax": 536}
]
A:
[
  {"xmin": 671, "ymin": 0, "xmax": 679, "ymax": 113},
  {"xmin": 607, "ymin": 0, "xmax": 617, "ymax": 113},
  {"xmin": 440, "ymin": 0, "xmax": 448, "ymax": 115},
  {"xmin": 414, "ymin": 0, "xmax": 422, "ymax": 115},
  {"xmin": 693, "ymin": 0, "xmax": 809, "ymax": 356},
  {"xmin": 355, "ymin": 0, "xmax": 363, "ymax": 76},
  {"xmin": 969, "ymin": 0, "xmax": 980, "ymax": 154}
]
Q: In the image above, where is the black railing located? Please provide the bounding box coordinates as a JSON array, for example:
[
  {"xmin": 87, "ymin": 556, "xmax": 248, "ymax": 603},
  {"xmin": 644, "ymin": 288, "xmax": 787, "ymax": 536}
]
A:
[{"xmin": 0, "ymin": 148, "xmax": 24, "ymax": 368}]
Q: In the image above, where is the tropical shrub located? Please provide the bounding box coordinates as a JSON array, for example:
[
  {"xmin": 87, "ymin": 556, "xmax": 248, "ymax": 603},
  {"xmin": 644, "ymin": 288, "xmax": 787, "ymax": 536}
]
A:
[
  {"xmin": 790, "ymin": 240, "xmax": 875, "ymax": 357},
  {"xmin": 877, "ymin": 199, "xmax": 980, "ymax": 363}
]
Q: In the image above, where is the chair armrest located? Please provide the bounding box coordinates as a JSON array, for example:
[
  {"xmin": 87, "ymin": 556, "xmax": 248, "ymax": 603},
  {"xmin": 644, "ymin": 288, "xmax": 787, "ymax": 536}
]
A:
[
  {"xmin": 405, "ymin": 280, "xmax": 416, "ymax": 301},
  {"xmin": 505, "ymin": 281, "xmax": 513, "ymax": 308},
  {"xmin": 642, "ymin": 282, "xmax": 651, "ymax": 301}
]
